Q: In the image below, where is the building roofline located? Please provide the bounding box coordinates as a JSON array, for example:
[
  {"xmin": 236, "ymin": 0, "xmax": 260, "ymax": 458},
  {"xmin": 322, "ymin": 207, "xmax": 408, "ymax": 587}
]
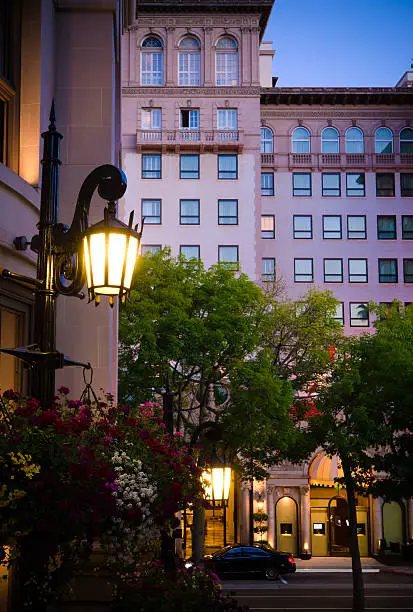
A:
[
  {"xmin": 261, "ymin": 87, "xmax": 413, "ymax": 106},
  {"xmin": 136, "ymin": 0, "xmax": 274, "ymax": 38}
]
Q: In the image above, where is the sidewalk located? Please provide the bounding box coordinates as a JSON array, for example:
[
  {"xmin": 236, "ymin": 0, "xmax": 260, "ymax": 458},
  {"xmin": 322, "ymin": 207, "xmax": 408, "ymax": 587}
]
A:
[{"xmin": 294, "ymin": 556, "xmax": 413, "ymax": 575}]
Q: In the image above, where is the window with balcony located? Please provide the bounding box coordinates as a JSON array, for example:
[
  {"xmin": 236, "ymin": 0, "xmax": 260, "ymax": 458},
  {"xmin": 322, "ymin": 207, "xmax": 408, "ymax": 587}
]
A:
[
  {"xmin": 180, "ymin": 199, "xmax": 200, "ymax": 225},
  {"xmin": 218, "ymin": 154, "xmax": 237, "ymax": 179},
  {"xmin": 347, "ymin": 215, "xmax": 366, "ymax": 239},
  {"xmin": 215, "ymin": 36, "xmax": 238, "ymax": 86},
  {"xmin": 180, "ymin": 245, "xmax": 200, "ymax": 260},
  {"xmin": 261, "ymin": 127, "xmax": 274, "ymax": 153},
  {"xmin": 323, "ymin": 215, "xmax": 342, "ymax": 239},
  {"xmin": 180, "ymin": 109, "xmax": 199, "ymax": 129},
  {"xmin": 218, "ymin": 199, "xmax": 238, "ymax": 225},
  {"xmin": 218, "ymin": 245, "xmax": 239, "ymax": 270},
  {"xmin": 142, "ymin": 154, "xmax": 161, "ymax": 179},
  {"xmin": 140, "ymin": 36, "xmax": 164, "ymax": 86},
  {"xmin": 350, "ymin": 303, "xmax": 369, "ymax": 327},
  {"xmin": 261, "ymin": 172, "xmax": 274, "ymax": 196},
  {"xmin": 142, "ymin": 245, "xmax": 162, "ymax": 255},
  {"xmin": 345, "ymin": 127, "xmax": 364, "ymax": 153},
  {"xmin": 141, "ymin": 199, "xmax": 161, "ymax": 224},
  {"xmin": 262, "ymin": 258, "xmax": 275, "ymax": 282},
  {"xmin": 324, "ymin": 259, "xmax": 343, "ymax": 282},
  {"xmin": 401, "ymin": 173, "xmax": 413, "ymax": 197},
  {"xmin": 261, "ymin": 215, "xmax": 275, "ymax": 239},
  {"xmin": 377, "ymin": 215, "xmax": 396, "ymax": 239},
  {"xmin": 400, "ymin": 127, "xmax": 413, "ymax": 153},
  {"xmin": 217, "ymin": 109, "xmax": 237, "ymax": 130},
  {"xmin": 404, "ymin": 259, "xmax": 413, "ymax": 283},
  {"xmin": 346, "ymin": 173, "xmax": 365, "ymax": 196},
  {"xmin": 379, "ymin": 258, "xmax": 398, "ymax": 283},
  {"xmin": 333, "ymin": 303, "xmax": 345, "ymax": 326},
  {"xmin": 293, "ymin": 215, "xmax": 312, "ymax": 239},
  {"xmin": 178, "ymin": 35, "xmax": 201, "ymax": 86},
  {"xmin": 348, "ymin": 259, "xmax": 368, "ymax": 283},
  {"xmin": 376, "ymin": 173, "xmax": 395, "ymax": 197},
  {"xmin": 180, "ymin": 154, "xmax": 199, "ymax": 179},
  {"xmin": 321, "ymin": 127, "xmax": 339, "ymax": 153},
  {"xmin": 402, "ymin": 216, "xmax": 413, "ymax": 239},
  {"xmin": 294, "ymin": 259, "xmax": 313, "ymax": 282},
  {"xmin": 292, "ymin": 127, "xmax": 310, "ymax": 153},
  {"xmin": 293, "ymin": 172, "xmax": 311, "ymax": 196},
  {"xmin": 375, "ymin": 127, "xmax": 393, "ymax": 154},
  {"xmin": 322, "ymin": 173, "xmax": 341, "ymax": 196},
  {"xmin": 141, "ymin": 108, "xmax": 162, "ymax": 131}
]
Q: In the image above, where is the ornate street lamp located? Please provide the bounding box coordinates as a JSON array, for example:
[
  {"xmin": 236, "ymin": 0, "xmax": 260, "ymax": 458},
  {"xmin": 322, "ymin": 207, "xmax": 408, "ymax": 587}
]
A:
[
  {"xmin": 0, "ymin": 102, "xmax": 142, "ymax": 409},
  {"xmin": 201, "ymin": 451, "xmax": 232, "ymax": 507}
]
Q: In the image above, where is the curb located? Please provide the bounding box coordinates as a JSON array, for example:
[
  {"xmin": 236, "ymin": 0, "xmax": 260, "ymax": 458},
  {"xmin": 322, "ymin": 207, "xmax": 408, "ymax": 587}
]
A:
[{"xmin": 380, "ymin": 568, "xmax": 413, "ymax": 577}]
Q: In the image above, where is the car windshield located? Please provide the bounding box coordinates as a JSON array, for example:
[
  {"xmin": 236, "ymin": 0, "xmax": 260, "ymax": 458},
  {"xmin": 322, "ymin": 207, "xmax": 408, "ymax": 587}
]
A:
[{"xmin": 211, "ymin": 545, "xmax": 235, "ymax": 557}]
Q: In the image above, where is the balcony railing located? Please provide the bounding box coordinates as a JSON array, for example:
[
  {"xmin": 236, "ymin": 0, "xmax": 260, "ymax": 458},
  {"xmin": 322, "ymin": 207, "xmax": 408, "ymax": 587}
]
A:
[
  {"xmin": 137, "ymin": 129, "xmax": 241, "ymax": 148},
  {"xmin": 261, "ymin": 152, "xmax": 413, "ymax": 169}
]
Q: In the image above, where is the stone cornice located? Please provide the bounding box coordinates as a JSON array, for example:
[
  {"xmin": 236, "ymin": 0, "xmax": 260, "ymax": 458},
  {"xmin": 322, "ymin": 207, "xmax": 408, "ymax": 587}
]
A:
[
  {"xmin": 129, "ymin": 14, "xmax": 260, "ymax": 29},
  {"xmin": 122, "ymin": 86, "xmax": 261, "ymax": 96},
  {"xmin": 260, "ymin": 109, "xmax": 413, "ymax": 120},
  {"xmin": 261, "ymin": 88, "xmax": 413, "ymax": 107}
]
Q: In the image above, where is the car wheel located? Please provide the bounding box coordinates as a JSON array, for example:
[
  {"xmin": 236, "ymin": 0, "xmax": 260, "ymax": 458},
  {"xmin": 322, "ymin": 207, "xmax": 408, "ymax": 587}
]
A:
[{"xmin": 265, "ymin": 567, "xmax": 280, "ymax": 581}]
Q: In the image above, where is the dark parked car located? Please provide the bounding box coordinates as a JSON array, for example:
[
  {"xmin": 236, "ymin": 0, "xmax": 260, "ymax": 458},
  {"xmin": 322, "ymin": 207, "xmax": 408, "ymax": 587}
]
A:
[{"xmin": 203, "ymin": 543, "xmax": 296, "ymax": 580}]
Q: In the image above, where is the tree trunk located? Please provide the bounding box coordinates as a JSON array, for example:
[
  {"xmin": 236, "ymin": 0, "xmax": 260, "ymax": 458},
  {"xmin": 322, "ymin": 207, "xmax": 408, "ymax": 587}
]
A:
[
  {"xmin": 341, "ymin": 454, "xmax": 365, "ymax": 612},
  {"xmin": 191, "ymin": 505, "xmax": 205, "ymax": 562}
]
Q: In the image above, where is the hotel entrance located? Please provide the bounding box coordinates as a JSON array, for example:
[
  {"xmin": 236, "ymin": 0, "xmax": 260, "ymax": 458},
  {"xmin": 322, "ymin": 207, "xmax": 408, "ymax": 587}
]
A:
[{"xmin": 329, "ymin": 496, "xmax": 350, "ymax": 555}]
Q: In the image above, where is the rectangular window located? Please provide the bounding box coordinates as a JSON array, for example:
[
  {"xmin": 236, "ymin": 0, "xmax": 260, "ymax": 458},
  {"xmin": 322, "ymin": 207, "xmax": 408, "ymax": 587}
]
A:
[
  {"xmin": 217, "ymin": 109, "xmax": 238, "ymax": 130},
  {"xmin": 180, "ymin": 245, "xmax": 200, "ymax": 260},
  {"xmin": 324, "ymin": 259, "xmax": 343, "ymax": 283},
  {"xmin": 216, "ymin": 52, "xmax": 238, "ymax": 86},
  {"xmin": 180, "ymin": 154, "xmax": 199, "ymax": 179},
  {"xmin": 378, "ymin": 258, "xmax": 398, "ymax": 283},
  {"xmin": 376, "ymin": 173, "xmax": 395, "ymax": 197},
  {"xmin": 350, "ymin": 303, "xmax": 369, "ymax": 327},
  {"xmin": 141, "ymin": 244, "xmax": 162, "ymax": 255},
  {"xmin": 218, "ymin": 154, "xmax": 237, "ymax": 179},
  {"xmin": 141, "ymin": 51, "xmax": 163, "ymax": 86},
  {"xmin": 261, "ymin": 172, "xmax": 274, "ymax": 196},
  {"xmin": 141, "ymin": 108, "xmax": 162, "ymax": 130},
  {"xmin": 401, "ymin": 174, "xmax": 413, "ymax": 197},
  {"xmin": 323, "ymin": 215, "xmax": 342, "ymax": 239},
  {"xmin": 141, "ymin": 199, "xmax": 161, "ymax": 224},
  {"xmin": 218, "ymin": 199, "xmax": 238, "ymax": 225},
  {"xmin": 0, "ymin": 304, "xmax": 23, "ymax": 391},
  {"xmin": 294, "ymin": 259, "xmax": 313, "ymax": 282},
  {"xmin": 261, "ymin": 215, "xmax": 275, "ymax": 239},
  {"xmin": 180, "ymin": 199, "xmax": 200, "ymax": 225},
  {"xmin": 262, "ymin": 258, "xmax": 275, "ymax": 282},
  {"xmin": 142, "ymin": 154, "xmax": 161, "ymax": 179},
  {"xmin": 348, "ymin": 259, "xmax": 368, "ymax": 283},
  {"xmin": 178, "ymin": 52, "xmax": 201, "ymax": 86},
  {"xmin": 377, "ymin": 215, "xmax": 396, "ymax": 240},
  {"xmin": 346, "ymin": 173, "xmax": 365, "ymax": 197},
  {"xmin": 347, "ymin": 215, "xmax": 367, "ymax": 239},
  {"xmin": 404, "ymin": 259, "xmax": 413, "ymax": 283},
  {"xmin": 333, "ymin": 303, "xmax": 345, "ymax": 326},
  {"xmin": 218, "ymin": 245, "xmax": 239, "ymax": 270},
  {"xmin": 293, "ymin": 215, "xmax": 312, "ymax": 239},
  {"xmin": 0, "ymin": 1, "xmax": 20, "ymax": 169},
  {"xmin": 180, "ymin": 109, "xmax": 200, "ymax": 129},
  {"xmin": 293, "ymin": 173, "xmax": 312, "ymax": 196},
  {"xmin": 322, "ymin": 173, "xmax": 341, "ymax": 196},
  {"xmin": 402, "ymin": 216, "xmax": 413, "ymax": 239}
]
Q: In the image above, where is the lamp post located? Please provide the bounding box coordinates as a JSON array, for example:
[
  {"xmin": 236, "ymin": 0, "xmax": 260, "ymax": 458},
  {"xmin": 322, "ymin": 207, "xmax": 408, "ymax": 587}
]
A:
[{"xmin": 0, "ymin": 103, "xmax": 142, "ymax": 409}]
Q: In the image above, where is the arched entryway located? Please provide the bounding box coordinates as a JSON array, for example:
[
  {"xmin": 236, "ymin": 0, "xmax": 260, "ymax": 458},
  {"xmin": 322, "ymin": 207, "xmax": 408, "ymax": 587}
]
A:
[
  {"xmin": 329, "ymin": 496, "xmax": 350, "ymax": 556},
  {"xmin": 275, "ymin": 496, "xmax": 298, "ymax": 555},
  {"xmin": 383, "ymin": 501, "xmax": 405, "ymax": 554}
]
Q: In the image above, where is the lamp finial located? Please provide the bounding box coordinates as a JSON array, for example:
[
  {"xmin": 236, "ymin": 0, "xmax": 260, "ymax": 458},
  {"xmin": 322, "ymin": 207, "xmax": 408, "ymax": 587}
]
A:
[{"xmin": 49, "ymin": 100, "xmax": 56, "ymax": 130}]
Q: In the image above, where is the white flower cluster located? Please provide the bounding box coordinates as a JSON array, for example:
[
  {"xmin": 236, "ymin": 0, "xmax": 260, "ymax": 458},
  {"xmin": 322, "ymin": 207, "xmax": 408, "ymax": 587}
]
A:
[{"xmin": 102, "ymin": 451, "xmax": 160, "ymax": 571}]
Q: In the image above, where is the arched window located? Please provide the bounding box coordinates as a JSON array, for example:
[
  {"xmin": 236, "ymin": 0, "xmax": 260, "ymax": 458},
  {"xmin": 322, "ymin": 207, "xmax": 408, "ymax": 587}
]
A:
[
  {"xmin": 400, "ymin": 127, "xmax": 413, "ymax": 154},
  {"xmin": 375, "ymin": 127, "xmax": 393, "ymax": 154},
  {"xmin": 178, "ymin": 35, "xmax": 201, "ymax": 86},
  {"xmin": 261, "ymin": 127, "xmax": 274, "ymax": 153},
  {"xmin": 292, "ymin": 127, "xmax": 310, "ymax": 153},
  {"xmin": 321, "ymin": 127, "xmax": 339, "ymax": 153},
  {"xmin": 215, "ymin": 36, "xmax": 238, "ymax": 86},
  {"xmin": 140, "ymin": 36, "xmax": 164, "ymax": 86},
  {"xmin": 345, "ymin": 127, "xmax": 364, "ymax": 153}
]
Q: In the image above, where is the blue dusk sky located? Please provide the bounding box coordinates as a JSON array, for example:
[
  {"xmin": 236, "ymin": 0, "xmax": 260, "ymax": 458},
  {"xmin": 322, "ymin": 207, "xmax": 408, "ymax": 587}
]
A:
[{"xmin": 264, "ymin": 0, "xmax": 413, "ymax": 88}]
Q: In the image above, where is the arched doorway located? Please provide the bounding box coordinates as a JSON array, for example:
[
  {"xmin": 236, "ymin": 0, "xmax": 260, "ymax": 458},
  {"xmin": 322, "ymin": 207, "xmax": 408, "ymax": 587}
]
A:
[
  {"xmin": 383, "ymin": 501, "xmax": 405, "ymax": 554},
  {"xmin": 275, "ymin": 496, "xmax": 298, "ymax": 555},
  {"xmin": 329, "ymin": 496, "xmax": 350, "ymax": 556}
]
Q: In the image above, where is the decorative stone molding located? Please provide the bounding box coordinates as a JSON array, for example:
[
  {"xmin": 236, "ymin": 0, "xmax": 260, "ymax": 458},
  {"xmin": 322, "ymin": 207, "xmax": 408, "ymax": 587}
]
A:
[
  {"xmin": 129, "ymin": 15, "xmax": 254, "ymax": 30},
  {"xmin": 123, "ymin": 86, "xmax": 261, "ymax": 97},
  {"xmin": 300, "ymin": 485, "xmax": 310, "ymax": 496},
  {"xmin": 260, "ymin": 110, "xmax": 413, "ymax": 120}
]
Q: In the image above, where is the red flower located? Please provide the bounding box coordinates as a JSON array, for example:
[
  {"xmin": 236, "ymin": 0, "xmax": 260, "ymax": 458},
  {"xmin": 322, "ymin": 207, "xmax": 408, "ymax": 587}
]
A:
[
  {"xmin": 58, "ymin": 386, "xmax": 70, "ymax": 395},
  {"xmin": 3, "ymin": 389, "xmax": 19, "ymax": 400},
  {"xmin": 38, "ymin": 409, "xmax": 59, "ymax": 426}
]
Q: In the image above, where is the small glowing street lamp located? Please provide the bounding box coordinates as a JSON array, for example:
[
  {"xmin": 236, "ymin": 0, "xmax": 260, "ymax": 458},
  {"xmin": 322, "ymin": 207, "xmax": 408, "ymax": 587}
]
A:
[{"xmin": 201, "ymin": 451, "xmax": 232, "ymax": 507}]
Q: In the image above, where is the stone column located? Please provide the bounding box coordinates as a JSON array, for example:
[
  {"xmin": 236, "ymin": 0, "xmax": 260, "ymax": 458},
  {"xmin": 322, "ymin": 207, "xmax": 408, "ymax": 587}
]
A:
[
  {"xmin": 373, "ymin": 497, "xmax": 383, "ymax": 555},
  {"xmin": 408, "ymin": 499, "xmax": 413, "ymax": 539},
  {"xmin": 300, "ymin": 485, "xmax": 311, "ymax": 555},
  {"xmin": 266, "ymin": 486, "xmax": 275, "ymax": 548},
  {"xmin": 250, "ymin": 27, "xmax": 260, "ymax": 86},
  {"xmin": 203, "ymin": 27, "xmax": 213, "ymax": 86},
  {"xmin": 165, "ymin": 27, "xmax": 175, "ymax": 86},
  {"xmin": 129, "ymin": 30, "xmax": 137, "ymax": 84},
  {"xmin": 240, "ymin": 27, "xmax": 250, "ymax": 86},
  {"xmin": 240, "ymin": 482, "xmax": 251, "ymax": 544}
]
